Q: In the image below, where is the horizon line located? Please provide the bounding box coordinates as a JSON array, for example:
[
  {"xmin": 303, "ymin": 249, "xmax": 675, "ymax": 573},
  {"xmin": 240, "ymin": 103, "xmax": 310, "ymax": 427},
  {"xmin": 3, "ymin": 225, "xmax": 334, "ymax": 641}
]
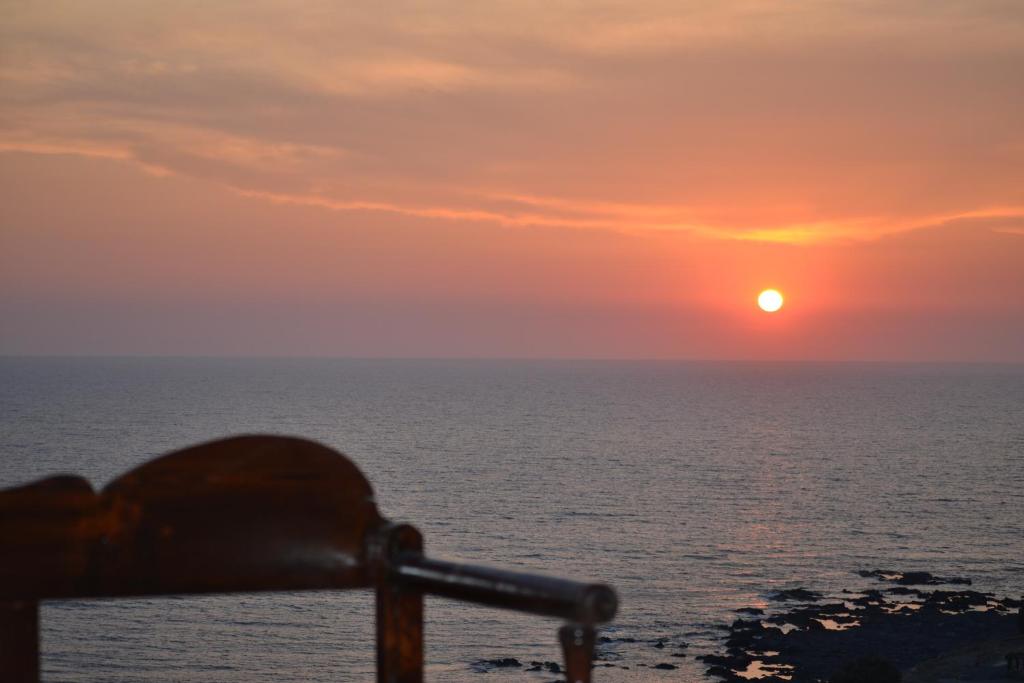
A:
[{"xmin": 2, "ymin": 353, "xmax": 1023, "ymax": 366}]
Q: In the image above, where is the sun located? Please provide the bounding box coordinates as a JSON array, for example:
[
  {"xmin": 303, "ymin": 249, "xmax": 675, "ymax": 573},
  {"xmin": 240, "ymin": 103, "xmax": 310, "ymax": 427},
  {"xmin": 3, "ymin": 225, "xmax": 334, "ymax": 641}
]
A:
[{"xmin": 757, "ymin": 289, "xmax": 784, "ymax": 313}]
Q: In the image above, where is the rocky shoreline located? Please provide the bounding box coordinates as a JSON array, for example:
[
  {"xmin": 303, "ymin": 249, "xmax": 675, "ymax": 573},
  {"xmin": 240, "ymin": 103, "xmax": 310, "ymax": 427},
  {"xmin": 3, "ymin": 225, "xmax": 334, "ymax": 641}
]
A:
[
  {"xmin": 468, "ymin": 570, "xmax": 1021, "ymax": 682},
  {"xmin": 698, "ymin": 570, "xmax": 1021, "ymax": 682},
  {"xmin": 470, "ymin": 633, "xmax": 691, "ymax": 677}
]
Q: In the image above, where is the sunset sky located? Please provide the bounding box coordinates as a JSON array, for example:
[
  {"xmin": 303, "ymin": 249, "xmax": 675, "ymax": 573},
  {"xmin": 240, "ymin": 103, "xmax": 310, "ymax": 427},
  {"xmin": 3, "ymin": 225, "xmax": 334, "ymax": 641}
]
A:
[{"xmin": 2, "ymin": 1, "xmax": 1022, "ymax": 360}]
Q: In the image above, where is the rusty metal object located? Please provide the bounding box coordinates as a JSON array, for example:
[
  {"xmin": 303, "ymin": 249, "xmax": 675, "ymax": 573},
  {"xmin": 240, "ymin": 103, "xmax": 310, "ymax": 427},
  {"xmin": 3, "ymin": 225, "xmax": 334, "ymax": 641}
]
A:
[
  {"xmin": 0, "ymin": 435, "xmax": 618, "ymax": 682},
  {"xmin": 560, "ymin": 623, "xmax": 598, "ymax": 683},
  {"xmin": 0, "ymin": 436, "xmax": 381, "ymax": 601},
  {"xmin": 0, "ymin": 600, "xmax": 38, "ymax": 681},
  {"xmin": 375, "ymin": 523, "xmax": 425, "ymax": 683},
  {"xmin": 396, "ymin": 555, "xmax": 617, "ymax": 624}
]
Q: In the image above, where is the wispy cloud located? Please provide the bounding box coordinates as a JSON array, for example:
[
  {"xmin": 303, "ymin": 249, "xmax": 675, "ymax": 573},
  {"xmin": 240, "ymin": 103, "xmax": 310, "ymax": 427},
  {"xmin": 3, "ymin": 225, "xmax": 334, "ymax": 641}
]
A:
[
  {"xmin": 232, "ymin": 185, "xmax": 1024, "ymax": 246},
  {"xmin": 2, "ymin": 0, "xmax": 1022, "ymax": 245}
]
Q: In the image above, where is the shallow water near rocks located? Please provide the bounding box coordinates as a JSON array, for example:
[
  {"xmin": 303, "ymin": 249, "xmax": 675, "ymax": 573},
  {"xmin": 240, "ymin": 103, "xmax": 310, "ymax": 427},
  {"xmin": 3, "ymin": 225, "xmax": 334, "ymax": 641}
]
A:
[{"xmin": 1, "ymin": 358, "xmax": 1022, "ymax": 682}]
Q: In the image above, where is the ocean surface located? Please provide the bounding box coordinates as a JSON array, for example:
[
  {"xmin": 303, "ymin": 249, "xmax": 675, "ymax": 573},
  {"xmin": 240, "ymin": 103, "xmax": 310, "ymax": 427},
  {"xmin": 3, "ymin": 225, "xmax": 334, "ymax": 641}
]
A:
[{"xmin": 1, "ymin": 357, "xmax": 1022, "ymax": 682}]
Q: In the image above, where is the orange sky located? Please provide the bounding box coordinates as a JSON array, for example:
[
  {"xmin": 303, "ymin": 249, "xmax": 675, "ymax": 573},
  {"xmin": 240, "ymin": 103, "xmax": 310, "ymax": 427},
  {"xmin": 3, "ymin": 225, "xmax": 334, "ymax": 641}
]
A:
[{"xmin": 1, "ymin": 1, "xmax": 1022, "ymax": 360}]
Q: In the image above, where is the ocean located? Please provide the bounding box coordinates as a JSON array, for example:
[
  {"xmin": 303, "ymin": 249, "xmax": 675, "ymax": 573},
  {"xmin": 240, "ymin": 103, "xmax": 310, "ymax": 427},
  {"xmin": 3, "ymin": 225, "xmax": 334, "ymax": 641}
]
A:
[{"xmin": 1, "ymin": 357, "xmax": 1022, "ymax": 682}]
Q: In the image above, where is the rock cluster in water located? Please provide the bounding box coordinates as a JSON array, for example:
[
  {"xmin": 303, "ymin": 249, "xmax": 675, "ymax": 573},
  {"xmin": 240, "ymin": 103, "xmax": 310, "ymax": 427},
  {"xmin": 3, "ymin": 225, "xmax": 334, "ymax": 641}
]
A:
[
  {"xmin": 467, "ymin": 570, "xmax": 1019, "ymax": 682},
  {"xmin": 699, "ymin": 570, "xmax": 1021, "ymax": 683},
  {"xmin": 470, "ymin": 634, "xmax": 689, "ymax": 678},
  {"xmin": 470, "ymin": 658, "xmax": 563, "ymax": 673},
  {"xmin": 856, "ymin": 569, "xmax": 972, "ymax": 586}
]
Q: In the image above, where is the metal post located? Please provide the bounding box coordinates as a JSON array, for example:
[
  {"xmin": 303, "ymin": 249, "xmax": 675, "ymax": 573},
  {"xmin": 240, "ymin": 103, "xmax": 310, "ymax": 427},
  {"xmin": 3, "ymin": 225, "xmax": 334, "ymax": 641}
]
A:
[
  {"xmin": 0, "ymin": 600, "xmax": 39, "ymax": 683},
  {"xmin": 376, "ymin": 525, "xmax": 424, "ymax": 683},
  {"xmin": 559, "ymin": 623, "xmax": 597, "ymax": 683}
]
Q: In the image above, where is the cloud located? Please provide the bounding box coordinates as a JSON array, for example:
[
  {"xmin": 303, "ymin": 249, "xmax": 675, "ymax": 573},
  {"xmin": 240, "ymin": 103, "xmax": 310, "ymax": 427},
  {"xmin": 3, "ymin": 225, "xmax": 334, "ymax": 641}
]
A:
[
  {"xmin": 231, "ymin": 185, "xmax": 1024, "ymax": 245},
  {"xmin": 1, "ymin": 0, "xmax": 1022, "ymax": 244}
]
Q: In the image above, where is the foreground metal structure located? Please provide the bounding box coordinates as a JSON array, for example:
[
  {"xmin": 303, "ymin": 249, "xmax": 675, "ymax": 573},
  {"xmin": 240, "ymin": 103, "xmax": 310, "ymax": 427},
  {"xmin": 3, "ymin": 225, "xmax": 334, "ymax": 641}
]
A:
[{"xmin": 0, "ymin": 436, "xmax": 617, "ymax": 682}]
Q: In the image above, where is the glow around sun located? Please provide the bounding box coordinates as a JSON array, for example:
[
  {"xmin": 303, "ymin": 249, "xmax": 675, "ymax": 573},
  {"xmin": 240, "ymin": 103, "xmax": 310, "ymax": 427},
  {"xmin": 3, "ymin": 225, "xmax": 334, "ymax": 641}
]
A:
[{"xmin": 758, "ymin": 289, "xmax": 784, "ymax": 312}]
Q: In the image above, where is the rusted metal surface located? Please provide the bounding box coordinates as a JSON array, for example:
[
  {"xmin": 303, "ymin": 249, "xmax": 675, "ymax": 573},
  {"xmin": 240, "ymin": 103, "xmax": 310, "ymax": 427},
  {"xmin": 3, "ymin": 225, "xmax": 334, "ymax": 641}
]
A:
[
  {"xmin": 560, "ymin": 624, "xmax": 598, "ymax": 683},
  {"xmin": 0, "ymin": 435, "xmax": 618, "ymax": 681},
  {"xmin": 376, "ymin": 524, "xmax": 425, "ymax": 683},
  {"xmin": 0, "ymin": 600, "xmax": 39, "ymax": 683},
  {"xmin": 0, "ymin": 436, "xmax": 383, "ymax": 600},
  {"xmin": 395, "ymin": 555, "xmax": 617, "ymax": 624}
]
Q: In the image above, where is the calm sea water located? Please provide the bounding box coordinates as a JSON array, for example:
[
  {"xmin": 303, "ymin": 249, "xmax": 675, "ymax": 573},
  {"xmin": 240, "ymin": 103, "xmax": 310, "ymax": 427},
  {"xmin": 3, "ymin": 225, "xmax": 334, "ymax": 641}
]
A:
[{"xmin": 1, "ymin": 358, "xmax": 1022, "ymax": 682}]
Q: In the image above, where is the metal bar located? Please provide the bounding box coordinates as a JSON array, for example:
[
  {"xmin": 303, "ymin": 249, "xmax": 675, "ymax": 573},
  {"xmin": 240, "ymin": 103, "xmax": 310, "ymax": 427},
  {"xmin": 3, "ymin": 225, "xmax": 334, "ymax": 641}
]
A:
[
  {"xmin": 394, "ymin": 555, "xmax": 617, "ymax": 624},
  {"xmin": 376, "ymin": 582, "xmax": 424, "ymax": 683},
  {"xmin": 560, "ymin": 623, "xmax": 597, "ymax": 683},
  {"xmin": 376, "ymin": 525, "xmax": 425, "ymax": 683},
  {"xmin": 0, "ymin": 600, "xmax": 39, "ymax": 683}
]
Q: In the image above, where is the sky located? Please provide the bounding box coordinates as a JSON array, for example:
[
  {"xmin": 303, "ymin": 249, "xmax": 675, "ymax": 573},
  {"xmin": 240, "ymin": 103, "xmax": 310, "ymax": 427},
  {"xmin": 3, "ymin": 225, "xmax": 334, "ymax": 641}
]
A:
[{"xmin": 1, "ymin": 1, "xmax": 1022, "ymax": 360}]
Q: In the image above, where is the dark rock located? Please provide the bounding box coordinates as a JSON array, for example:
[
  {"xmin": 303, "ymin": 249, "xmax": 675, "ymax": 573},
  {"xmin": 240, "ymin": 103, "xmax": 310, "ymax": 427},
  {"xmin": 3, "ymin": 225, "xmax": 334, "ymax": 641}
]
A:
[
  {"xmin": 594, "ymin": 649, "xmax": 623, "ymax": 662},
  {"xmin": 896, "ymin": 571, "xmax": 936, "ymax": 585},
  {"xmin": 471, "ymin": 657, "xmax": 522, "ymax": 671},
  {"xmin": 731, "ymin": 618, "xmax": 765, "ymax": 631},
  {"xmin": 924, "ymin": 590, "xmax": 989, "ymax": 612},
  {"xmin": 828, "ymin": 655, "xmax": 901, "ymax": 683},
  {"xmin": 654, "ymin": 663, "xmax": 678, "ymax": 669},
  {"xmin": 816, "ymin": 603, "xmax": 851, "ymax": 614},
  {"xmin": 781, "ymin": 606, "xmax": 830, "ymax": 630},
  {"xmin": 769, "ymin": 588, "xmax": 822, "ymax": 602},
  {"xmin": 703, "ymin": 574, "xmax": 1016, "ymax": 683},
  {"xmin": 858, "ymin": 569, "xmax": 971, "ymax": 586},
  {"xmin": 698, "ymin": 652, "xmax": 752, "ymax": 669},
  {"xmin": 857, "ymin": 569, "xmax": 896, "ymax": 579},
  {"xmin": 706, "ymin": 665, "xmax": 735, "ymax": 679},
  {"xmin": 736, "ymin": 607, "xmax": 765, "ymax": 615},
  {"xmin": 850, "ymin": 590, "xmax": 887, "ymax": 608}
]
